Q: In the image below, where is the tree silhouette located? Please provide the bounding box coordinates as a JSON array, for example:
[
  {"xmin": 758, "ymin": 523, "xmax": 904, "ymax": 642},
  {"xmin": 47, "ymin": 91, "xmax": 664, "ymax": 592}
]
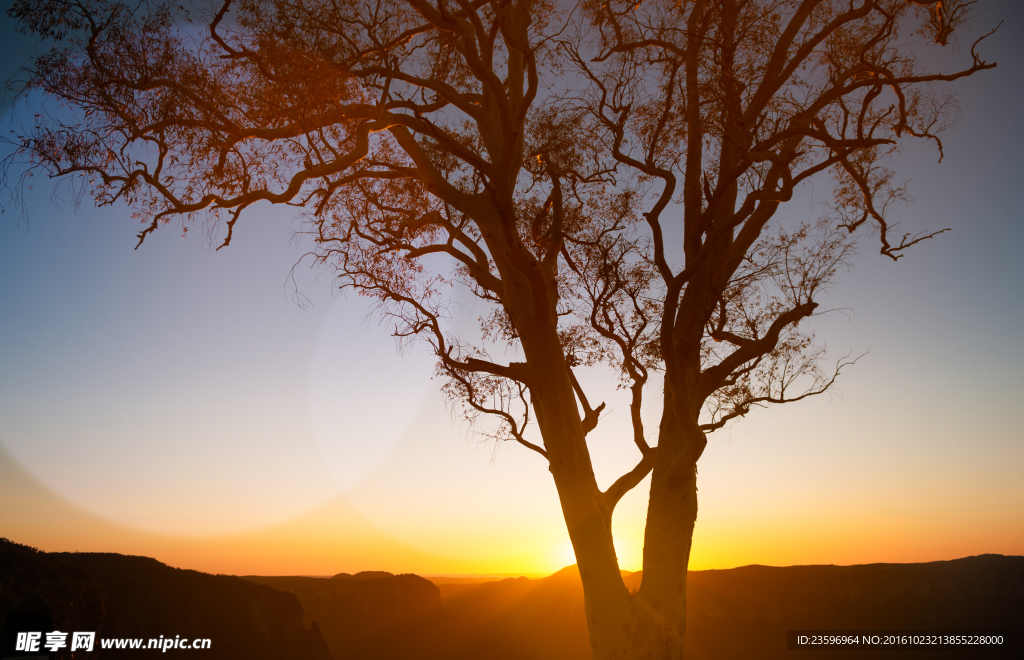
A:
[{"xmin": 3, "ymin": 0, "xmax": 996, "ymax": 657}]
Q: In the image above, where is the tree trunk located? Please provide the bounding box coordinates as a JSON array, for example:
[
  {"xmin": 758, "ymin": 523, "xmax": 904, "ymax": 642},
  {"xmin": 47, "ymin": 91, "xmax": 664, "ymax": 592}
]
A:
[
  {"xmin": 627, "ymin": 388, "xmax": 705, "ymax": 659},
  {"xmin": 526, "ymin": 350, "xmax": 636, "ymax": 657},
  {"xmin": 632, "ymin": 458, "xmax": 699, "ymax": 659},
  {"xmin": 500, "ymin": 246, "xmax": 704, "ymax": 659},
  {"xmin": 543, "ymin": 392, "xmax": 701, "ymax": 660}
]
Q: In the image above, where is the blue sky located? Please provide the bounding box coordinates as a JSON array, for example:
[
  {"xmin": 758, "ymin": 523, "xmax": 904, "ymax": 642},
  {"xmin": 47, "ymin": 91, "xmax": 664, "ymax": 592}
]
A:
[{"xmin": 0, "ymin": 1, "xmax": 1022, "ymax": 574}]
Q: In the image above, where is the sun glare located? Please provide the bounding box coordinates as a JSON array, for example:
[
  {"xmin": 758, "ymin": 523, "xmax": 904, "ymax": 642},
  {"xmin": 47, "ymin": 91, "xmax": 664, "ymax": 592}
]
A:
[
  {"xmin": 614, "ymin": 537, "xmax": 642, "ymax": 572},
  {"xmin": 555, "ymin": 539, "xmax": 577, "ymax": 569}
]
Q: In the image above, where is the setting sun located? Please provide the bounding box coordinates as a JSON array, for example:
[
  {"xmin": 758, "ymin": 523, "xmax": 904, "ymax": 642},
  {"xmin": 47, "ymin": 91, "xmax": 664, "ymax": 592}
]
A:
[{"xmin": 555, "ymin": 540, "xmax": 578, "ymax": 571}]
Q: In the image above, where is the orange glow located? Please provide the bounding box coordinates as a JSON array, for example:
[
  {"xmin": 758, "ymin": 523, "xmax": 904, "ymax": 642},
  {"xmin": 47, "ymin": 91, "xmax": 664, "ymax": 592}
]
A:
[{"xmin": 4, "ymin": 442, "xmax": 1022, "ymax": 578}]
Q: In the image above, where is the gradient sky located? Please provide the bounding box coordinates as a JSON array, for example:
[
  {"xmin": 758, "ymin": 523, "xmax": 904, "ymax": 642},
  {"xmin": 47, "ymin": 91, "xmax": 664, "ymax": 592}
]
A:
[{"xmin": 1, "ymin": 2, "xmax": 1022, "ymax": 577}]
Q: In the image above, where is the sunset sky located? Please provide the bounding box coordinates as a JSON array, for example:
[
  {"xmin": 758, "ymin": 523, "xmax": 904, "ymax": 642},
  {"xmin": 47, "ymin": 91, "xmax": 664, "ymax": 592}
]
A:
[{"xmin": 1, "ymin": 1, "xmax": 1022, "ymax": 578}]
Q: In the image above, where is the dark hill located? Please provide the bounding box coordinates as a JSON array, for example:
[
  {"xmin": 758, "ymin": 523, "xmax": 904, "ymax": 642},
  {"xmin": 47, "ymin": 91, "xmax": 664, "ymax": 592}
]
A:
[
  {"xmin": 6, "ymin": 537, "xmax": 1020, "ymax": 660},
  {"xmin": 0, "ymin": 539, "xmax": 103, "ymax": 659},
  {"xmin": 245, "ymin": 567, "xmax": 597, "ymax": 660},
  {"xmin": 251, "ymin": 555, "xmax": 1021, "ymax": 660},
  {"xmin": 0, "ymin": 538, "xmax": 330, "ymax": 660},
  {"xmin": 330, "ymin": 571, "xmax": 395, "ymax": 580},
  {"xmin": 678, "ymin": 554, "xmax": 1024, "ymax": 659},
  {"xmin": 438, "ymin": 555, "xmax": 1022, "ymax": 660},
  {"xmin": 436, "ymin": 564, "xmax": 593, "ymax": 659},
  {"xmin": 245, "ymin": 572, "xmax": 452, "ymax": 659}
]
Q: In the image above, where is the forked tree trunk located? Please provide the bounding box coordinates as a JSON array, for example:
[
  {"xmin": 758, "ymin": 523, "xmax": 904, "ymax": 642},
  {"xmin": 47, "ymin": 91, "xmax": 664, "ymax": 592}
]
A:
[
  {"xmin": 568, "ymin": 473, "xmax": 699, "ymax": 660},
  {"xmin": 541, "ymin": 400, "xmax": 701, "ymax": 659},
  {"xmin": 499, "ymin": 240, "xmax": 704, "ymax": 659},
  {"xmin": 581, "ymin": 425, "xmax": 700, "ymax": 654}
]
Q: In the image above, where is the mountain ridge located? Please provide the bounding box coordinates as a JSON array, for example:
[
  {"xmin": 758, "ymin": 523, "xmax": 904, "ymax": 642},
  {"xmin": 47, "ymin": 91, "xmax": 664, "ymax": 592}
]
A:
[
  {"xmin": 3, "ymin": 537, "xmax": 1019, "ymax": 660},
  {"xmin": 248, "ymin": 554, "xmax": 1023, "ymax": 660},
  {"xmin": 0, "ymin": 538, "xmax": 331, "ymax": 660}
]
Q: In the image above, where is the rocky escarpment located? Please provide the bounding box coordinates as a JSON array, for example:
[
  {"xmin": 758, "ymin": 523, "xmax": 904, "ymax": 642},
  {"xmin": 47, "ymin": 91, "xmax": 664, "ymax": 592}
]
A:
[
  {"xmin": 0, "ymin": 539, "xmax": 331, "ymax": 659},
  {"xmin": 247, "ymin": 572, "xmax": 451, "ymax": 659}
]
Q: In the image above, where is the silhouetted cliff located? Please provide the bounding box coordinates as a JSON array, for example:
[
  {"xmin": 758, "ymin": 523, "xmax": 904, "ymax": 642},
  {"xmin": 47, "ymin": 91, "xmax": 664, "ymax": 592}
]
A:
[
  {"xmin": 0, "ymin": 539, "xmax": 331, "ymax": 660},
  {"xmin": 246, "ymin": 571, "xmax": 455, "ymax": 659},
  {"xmin": 0, "ymin": 539, "xmax": 103, "ymax": 659}
]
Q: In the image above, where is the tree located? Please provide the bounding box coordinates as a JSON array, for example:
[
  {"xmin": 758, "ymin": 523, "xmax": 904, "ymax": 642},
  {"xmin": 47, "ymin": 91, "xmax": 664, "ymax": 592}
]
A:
[{"xmin": 3, "ymin": 0, "xmax": 995, "ymax": 657}]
